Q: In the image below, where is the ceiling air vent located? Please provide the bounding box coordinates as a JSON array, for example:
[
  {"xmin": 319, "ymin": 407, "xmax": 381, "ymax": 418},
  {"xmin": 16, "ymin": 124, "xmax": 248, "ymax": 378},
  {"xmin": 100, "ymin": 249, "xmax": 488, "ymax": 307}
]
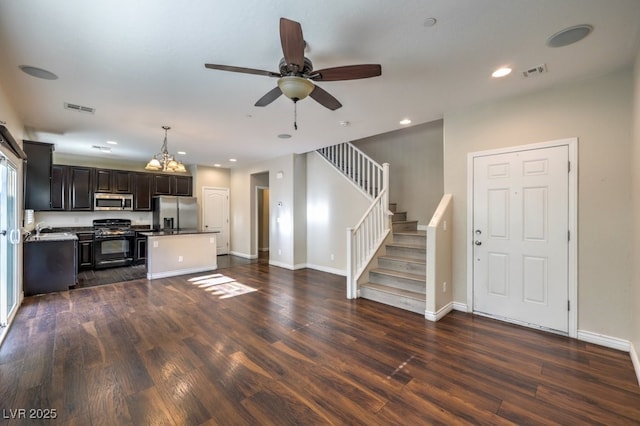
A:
[
  {"xmin": 64, "ymin": 102, "xmax": 95, "ymax": 114},
  {"xmin": 521, "ymin": 64, "xmax": 548, "ymax": 78}
]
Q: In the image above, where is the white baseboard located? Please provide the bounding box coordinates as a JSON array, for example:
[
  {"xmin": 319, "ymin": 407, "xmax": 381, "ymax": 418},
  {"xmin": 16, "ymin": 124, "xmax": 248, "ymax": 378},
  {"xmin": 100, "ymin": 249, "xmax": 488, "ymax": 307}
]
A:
[
  {"xmin": 577, "ymin": 330, "xmax": 631, "ymax": 352},
  {"xmin": 304, "ymin": 263, "xmax": 346, "ymax": 276},
  {"xmin": 631, "ymin": 342, "xmax": 640, "ymax": 386},
  {"xmin": 268, "ymin": 260, "xmax": 294, "ymax": 270},
  {"xmin": 452, "ymin": 302, "xmax": 469, "ymax": 312},
  {"xmin": 229, "ymin": 251, "xmax": 258, "ymax": 260},
  {"xmin": 147, "ymin": 265, "xmax": 218, "ymax": 280},
  {"xmin": 424, "ymin": 302, "xmax": 453, "ymax": 322}
]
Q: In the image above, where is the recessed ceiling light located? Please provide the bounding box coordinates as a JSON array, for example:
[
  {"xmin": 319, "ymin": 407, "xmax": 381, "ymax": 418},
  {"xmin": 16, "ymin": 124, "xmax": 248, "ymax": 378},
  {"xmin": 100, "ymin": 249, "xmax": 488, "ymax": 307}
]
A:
[
  {"xmin": 492, "ymin": 67, "xmax": 512, "ymax": 78},
  {"xmin": 177, "ymin": 151, "xmax": 186, "ymax": 155},
  {"xmin": 423, "ymin": 17, "xmax": 437, "ymax": 27},
  {"xmin": 214, "ymin": 163, "xmax": 221, "ymax": 167},
  {"xmin": 399, "ymin": 118, "xmax": 412, "ymax": 125},
  {"xmin": 229, "ymin": 158, "xmax": 237, "ymax": 162},
  {"xmin": 339, "ymin": 121, "xmax": 350, "ymax": 127},
  {"xmin": 19, "ymin": 65, "xmax": 58, "ymax": 80},
  {"xmin": 106, "ymin": 140, "xmax": 118, "ymax": 145},
  {"xmin": 547, "ymin": 24, "xmax": 593, "ymax": 48},
  {"xmin": 278, "ymin": 133, "xmax": 292, "ymax": 139}
]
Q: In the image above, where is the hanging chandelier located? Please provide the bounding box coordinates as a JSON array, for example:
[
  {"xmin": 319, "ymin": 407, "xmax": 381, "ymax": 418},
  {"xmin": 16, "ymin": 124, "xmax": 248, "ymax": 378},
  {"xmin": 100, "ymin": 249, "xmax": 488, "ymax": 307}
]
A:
[{"xmin": 145, "ymin": 126, "xmax": 186, "ymax": 172}]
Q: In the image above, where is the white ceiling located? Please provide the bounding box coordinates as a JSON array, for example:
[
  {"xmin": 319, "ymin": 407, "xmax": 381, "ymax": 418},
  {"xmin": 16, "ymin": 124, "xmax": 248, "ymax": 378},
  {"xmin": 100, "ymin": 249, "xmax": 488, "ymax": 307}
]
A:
[{"xmin": 0, "ymin": 0, "xmax": 639, "ymax": 168}]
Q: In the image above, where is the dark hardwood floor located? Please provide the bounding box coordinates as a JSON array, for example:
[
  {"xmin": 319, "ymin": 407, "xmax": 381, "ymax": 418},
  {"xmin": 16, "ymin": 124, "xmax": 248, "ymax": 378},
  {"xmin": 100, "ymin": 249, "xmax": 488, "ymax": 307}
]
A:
[{"xmin": 1, "ymin": 262, "xmax": 639, "ymax": 424}]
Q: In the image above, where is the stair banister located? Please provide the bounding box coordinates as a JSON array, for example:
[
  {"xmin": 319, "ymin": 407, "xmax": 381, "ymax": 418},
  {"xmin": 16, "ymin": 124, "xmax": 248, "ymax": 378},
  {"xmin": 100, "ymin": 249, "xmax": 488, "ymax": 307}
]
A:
[{"xmin": 346, "ymin": 163, "xmax": 390, "ymax": 299}]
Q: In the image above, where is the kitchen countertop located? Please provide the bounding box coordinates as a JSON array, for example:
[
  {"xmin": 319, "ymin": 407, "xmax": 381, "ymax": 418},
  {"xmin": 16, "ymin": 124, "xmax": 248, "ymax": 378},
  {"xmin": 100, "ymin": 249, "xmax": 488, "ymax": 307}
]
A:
[
  {"xmin": 25, "ymin": 232, "xmax": 79, "ymax": 242},
  {"xmin": 140, "ymin": 229, "xmax": 220, "ymax": 237}
]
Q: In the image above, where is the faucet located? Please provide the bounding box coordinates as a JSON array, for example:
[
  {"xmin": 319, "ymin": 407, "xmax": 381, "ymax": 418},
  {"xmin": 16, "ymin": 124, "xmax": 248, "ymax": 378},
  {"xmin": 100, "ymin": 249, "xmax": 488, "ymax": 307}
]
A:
[{"xmin": 35, "ymin": 222, "xmax": 52, "ymax": 236}]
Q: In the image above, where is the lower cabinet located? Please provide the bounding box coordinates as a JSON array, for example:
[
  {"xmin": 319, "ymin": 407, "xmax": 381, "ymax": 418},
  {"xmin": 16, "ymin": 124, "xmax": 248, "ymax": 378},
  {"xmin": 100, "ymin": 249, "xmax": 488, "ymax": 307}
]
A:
[
  {"xmin": 135, "ymin": 233, "xmax": 147, "ymax": 265},
  {"xmin": 77, "ymin": 232, "xmax": 94, "ymax": 270}
]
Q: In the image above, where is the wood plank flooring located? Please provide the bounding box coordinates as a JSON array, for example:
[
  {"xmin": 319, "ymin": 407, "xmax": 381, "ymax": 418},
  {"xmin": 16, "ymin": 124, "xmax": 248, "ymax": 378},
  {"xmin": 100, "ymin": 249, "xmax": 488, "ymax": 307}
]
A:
[{"xmin": 1, "ymin": 262, "xmax": 639, "ymax": 424}]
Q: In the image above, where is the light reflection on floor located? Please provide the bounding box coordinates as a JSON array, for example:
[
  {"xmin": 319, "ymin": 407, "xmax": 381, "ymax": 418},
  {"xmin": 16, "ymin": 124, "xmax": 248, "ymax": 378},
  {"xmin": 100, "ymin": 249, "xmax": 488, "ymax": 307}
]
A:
[{"xmin": 188, "ymin": 273, "xmax": 258, "ymax": 299}]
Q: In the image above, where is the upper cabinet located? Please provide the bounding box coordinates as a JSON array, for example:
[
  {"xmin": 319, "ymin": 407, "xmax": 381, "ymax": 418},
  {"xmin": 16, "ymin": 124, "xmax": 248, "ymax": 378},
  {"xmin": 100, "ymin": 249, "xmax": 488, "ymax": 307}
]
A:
[
  {"xmin": 51, "ymin": 165, "xmax": 93, "ymax": 211},
  {"xmin": 95, "ymin": 169, "xmax": 133, "ymax": 194},
  {"xmin": 151, "ymin": 174, "xmax": 192, "ymax": 197},
  {"xmin": 133, "ymin": 173, "xmax": 152, "ymax": 211},
  {"xmin": 24, "ymin": 153, "xmax": 192, "ymax": 211},
  {"xmin": 153, "ymin": 174, "xmax": 172, "ymax": 195},
  {"xmin": 23, "ymin": 141, "xmax": 54, "ymax": 211},
  {"xmin": 175, "ymin": 175, "xmax": 192, "ymax": 196}
]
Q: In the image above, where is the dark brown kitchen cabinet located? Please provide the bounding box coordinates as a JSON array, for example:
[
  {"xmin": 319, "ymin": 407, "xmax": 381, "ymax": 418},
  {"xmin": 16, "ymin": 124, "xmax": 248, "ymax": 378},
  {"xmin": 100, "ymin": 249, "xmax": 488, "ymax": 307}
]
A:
[
  {"xmin": 151, "ymin": 174, "xmax": 192, "ymax": 197},
  {"xmin": 77, "ymin": 232, "xmax": 94, "ymax": 270},
  {"xmin": 50, "ymin": 164, "xmax": 67, "ymax": 210},
  {"xmin": 174, "ymin": 175, "xmax": 192, "ymax": 196},
  {"xmin": 23, "ymin": 141, "xmax": 54, "ymax": 211},
  {"xmin": 95, "ymin": 169, "xmax": 133, "ymax": 193},
  {"xmin": 95, "ymin": 169, "xmax": 112, "ymax": 192},
  {"xmin": 133, "ymin": 173, "xmax": 152, "ymax": 211},
  {"xmin": 134, "ymin": 232, "xmax": 147, "ymax": 265},
  {"xmin": 153, "ymin": 174, "xmax": 173, "ymax": 195},
  {"xmin": 50, "ymin": 165, "xmax": 93, "ymax": 211},
  {"xmin": 69, "ymin": 167, "xmax": 93, "ymax": 210}
]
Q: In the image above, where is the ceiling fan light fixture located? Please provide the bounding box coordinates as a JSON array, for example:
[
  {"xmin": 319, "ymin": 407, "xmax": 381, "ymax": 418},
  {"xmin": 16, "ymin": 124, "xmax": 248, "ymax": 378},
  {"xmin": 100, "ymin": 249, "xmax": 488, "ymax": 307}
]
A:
[{"xmin": 278, "ymin": 76, "xmax": 314, "ymax": 101}]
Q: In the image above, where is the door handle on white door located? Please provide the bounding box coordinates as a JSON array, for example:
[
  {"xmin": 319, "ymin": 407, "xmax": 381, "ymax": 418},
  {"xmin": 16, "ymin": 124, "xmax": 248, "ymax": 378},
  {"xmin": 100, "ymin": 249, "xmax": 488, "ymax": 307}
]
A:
[{"xmin": 474, "ymin": 240, "xmax": 482, "ymax": 246}]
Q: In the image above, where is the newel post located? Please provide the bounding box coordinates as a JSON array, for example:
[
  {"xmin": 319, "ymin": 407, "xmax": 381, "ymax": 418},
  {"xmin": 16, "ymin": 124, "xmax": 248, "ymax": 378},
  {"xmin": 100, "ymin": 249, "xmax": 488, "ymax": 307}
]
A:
[
  {"xmin": 382, "ymin": 162, "xmax": 390, "ymax": 226},
  {"xmin": 346, "ymin": 227, "xmax": 354, "ymax": 299}
]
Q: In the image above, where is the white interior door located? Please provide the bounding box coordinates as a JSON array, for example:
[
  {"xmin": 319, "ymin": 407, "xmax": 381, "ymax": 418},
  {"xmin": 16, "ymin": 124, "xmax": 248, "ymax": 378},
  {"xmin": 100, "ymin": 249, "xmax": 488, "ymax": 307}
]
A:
[
  {"xmin": 202, "ymin": 187, "xmax": 229, "ymax": 255},
  {"xmin": 473, "ymin": 145, "xmax": 569, "ymax": 332}
]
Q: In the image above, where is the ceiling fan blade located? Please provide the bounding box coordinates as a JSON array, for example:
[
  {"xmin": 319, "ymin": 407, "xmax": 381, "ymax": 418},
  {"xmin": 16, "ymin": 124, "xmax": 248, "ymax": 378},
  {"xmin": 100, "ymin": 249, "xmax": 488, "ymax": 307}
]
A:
[
  {"xmin": 309, "ymin": 85, "xmax": 342, "ymax": 110},
  {"xmin": 280, "ymin": 18, "xmax": 305, "ymax": 72},
  {"xmin": 205, "ymin": 63, "xmax": 280, "ymax": 78},
  {"xmin": 255, "ymin": 86, "xmax": 283, "ymax": 107},
  {"xmin": 311, "ymin": 64, "xmax": 382, "ymax": 81}
]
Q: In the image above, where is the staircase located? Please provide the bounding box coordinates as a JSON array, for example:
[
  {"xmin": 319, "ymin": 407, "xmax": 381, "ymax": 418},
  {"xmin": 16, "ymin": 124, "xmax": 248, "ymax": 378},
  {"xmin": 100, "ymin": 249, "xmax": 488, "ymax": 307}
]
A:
[{"xmin": 359, "ymin": 203, "xmax": 426, "ymax": 315}]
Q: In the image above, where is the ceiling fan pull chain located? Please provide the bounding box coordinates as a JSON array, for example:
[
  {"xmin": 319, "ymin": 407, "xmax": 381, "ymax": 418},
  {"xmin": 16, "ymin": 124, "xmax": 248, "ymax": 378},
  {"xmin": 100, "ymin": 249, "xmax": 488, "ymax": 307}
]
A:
[{"xmin": 294, "ymin": 101, "xmax": 298, "ymax": 130}]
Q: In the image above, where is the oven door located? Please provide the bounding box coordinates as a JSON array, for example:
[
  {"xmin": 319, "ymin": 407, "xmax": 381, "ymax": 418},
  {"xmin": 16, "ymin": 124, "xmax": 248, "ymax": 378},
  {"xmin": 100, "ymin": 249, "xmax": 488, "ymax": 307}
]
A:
[{"xmin": 93, "ymin": 235, "xmax": 134, "ymax": 269}]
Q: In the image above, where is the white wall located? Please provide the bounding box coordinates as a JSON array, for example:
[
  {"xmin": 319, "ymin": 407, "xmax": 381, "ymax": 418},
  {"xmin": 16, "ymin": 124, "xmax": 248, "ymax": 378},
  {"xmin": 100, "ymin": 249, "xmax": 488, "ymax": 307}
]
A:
[
  {"xmin": 306, "ymin": 152, "xmax": 370, "ymax": 275},
  {"xmin": 230, "ymin": 154, "xmax": 307, "ymax": 268},
  {"xmin": 193, "ymin": 164, "xmax": 230, "ymax": 232},
  {"xmin": 354, "ymin": 120, "xmax": 444, "ymax": 225},
  {"xmin": 444, "ymin": 68, "xmax": 634, "ymax": 340},
  {"xmin": 631, "ymin": 48, "xmax": 640, "ymax": 376}
]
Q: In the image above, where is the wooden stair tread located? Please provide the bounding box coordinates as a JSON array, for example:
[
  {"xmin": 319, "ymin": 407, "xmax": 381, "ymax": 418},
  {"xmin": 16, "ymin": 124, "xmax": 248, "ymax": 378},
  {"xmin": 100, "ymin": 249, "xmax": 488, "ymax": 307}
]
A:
[
  {"xmin": 360, "ymin": 282, "xmax": 426, "ymax": 299},
  {"xmin": 386, "ymin": 242, "xmax": 426, "ymax": 250},
  {"xmin": 394, "ymin": 230, "xmax": 426, "ymax": 237},
  {"xmin": 371, "ymin": 268, "xmax": 425, "ymax": 281},
  {"xmin": 379, "ymin": 255, "xmax": 426, "ymax": 265}
]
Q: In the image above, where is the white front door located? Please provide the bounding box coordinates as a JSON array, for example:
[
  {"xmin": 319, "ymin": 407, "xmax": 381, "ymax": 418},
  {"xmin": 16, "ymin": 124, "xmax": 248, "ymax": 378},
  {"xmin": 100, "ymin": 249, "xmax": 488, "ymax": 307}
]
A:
[
  {"xmin": 472, "ymin": 145, "xmax": 569, "ymax": 332},
  {"xmin": 202, "ymin": 187, "xmax": 229, "ymax": 255}
]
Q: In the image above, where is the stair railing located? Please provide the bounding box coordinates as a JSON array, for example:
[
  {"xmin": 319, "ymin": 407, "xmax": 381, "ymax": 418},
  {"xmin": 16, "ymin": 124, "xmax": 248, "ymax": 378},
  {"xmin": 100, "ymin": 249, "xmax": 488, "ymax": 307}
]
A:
[
  {"xmin": 317, "ymin": 143, "xmax": 383, "ymax": 199},
  {"xmin": 317, "ymin": 142, "xmax": 390, "ymax": 299}
]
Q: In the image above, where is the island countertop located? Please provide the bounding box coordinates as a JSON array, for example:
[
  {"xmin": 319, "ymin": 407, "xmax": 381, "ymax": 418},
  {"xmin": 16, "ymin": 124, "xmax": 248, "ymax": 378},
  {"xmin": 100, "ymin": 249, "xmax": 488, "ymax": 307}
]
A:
[{"xmin": 139, "ymin": 229, "xmax": 220, "ymax": 237}]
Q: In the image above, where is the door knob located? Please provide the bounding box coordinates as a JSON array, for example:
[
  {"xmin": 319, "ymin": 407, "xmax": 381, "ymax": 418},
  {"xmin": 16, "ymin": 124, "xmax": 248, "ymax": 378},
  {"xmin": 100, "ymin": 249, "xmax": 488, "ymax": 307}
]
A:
[{"xmin": 474, "ymin": 240, "xmax": 482, "ymax": 246}]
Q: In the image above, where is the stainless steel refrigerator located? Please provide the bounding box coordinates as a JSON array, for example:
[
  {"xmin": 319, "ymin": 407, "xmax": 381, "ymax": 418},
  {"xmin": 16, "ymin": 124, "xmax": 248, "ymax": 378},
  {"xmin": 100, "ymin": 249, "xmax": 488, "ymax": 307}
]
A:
[{"xmin": 153, "ymin": 196, "xmax": 198, "ymax": 231}]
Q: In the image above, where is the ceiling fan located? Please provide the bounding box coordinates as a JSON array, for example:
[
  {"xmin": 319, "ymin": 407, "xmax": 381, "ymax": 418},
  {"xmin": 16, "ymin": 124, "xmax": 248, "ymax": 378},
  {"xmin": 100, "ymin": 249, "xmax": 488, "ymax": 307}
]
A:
[{"xmin": 204, "ymin": 18, "xmax": 382, "ymax": 114}]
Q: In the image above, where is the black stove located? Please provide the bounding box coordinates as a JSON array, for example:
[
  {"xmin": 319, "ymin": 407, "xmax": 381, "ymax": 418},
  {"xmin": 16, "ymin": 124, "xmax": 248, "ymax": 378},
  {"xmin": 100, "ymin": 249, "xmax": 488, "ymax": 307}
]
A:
[
  {"xmin": 92, "ymin": 219, "xmax": 135, "ymax": 269},
  {"xmin": 93, "ymin": 218, "xmax": 135, "ymax": 239}
]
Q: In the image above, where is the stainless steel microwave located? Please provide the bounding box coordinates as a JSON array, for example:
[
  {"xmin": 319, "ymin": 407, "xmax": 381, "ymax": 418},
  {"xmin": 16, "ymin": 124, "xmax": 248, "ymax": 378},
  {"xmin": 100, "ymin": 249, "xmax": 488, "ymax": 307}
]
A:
[{"xmin": 94, "ymin": 193, "xmax": 133, "ymax": 211}]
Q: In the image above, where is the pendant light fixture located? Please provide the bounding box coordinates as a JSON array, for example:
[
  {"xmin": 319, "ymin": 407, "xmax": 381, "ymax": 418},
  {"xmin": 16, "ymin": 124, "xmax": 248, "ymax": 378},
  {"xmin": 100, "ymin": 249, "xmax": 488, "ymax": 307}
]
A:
[{"xmin": 145, "ymin": 126, "xmax": 187, "ymax": 172}]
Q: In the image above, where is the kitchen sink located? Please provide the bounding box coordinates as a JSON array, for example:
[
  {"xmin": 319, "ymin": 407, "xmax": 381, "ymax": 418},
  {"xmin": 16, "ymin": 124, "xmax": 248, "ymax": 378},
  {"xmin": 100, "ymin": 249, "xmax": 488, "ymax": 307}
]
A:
[{"xmin": 28, "ymin": 232, "xmax": 78, "ymax": 241}]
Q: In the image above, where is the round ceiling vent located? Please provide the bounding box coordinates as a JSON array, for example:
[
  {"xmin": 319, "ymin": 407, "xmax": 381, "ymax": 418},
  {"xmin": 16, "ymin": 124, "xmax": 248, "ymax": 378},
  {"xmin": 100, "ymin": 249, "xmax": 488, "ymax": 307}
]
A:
[{"xmin": 547, "ymin": 24, "xmax": 593, "ymax": 48}]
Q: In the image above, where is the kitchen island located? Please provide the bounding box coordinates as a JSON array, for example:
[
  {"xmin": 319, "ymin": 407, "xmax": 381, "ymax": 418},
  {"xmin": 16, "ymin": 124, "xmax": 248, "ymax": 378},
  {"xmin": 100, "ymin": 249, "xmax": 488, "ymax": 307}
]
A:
[
  {"xmin": 140, "ymin": 230, "xmax": 218, "ymax": 279},
  {"xmin": 24, "ymin": 232, "xmax": 78, "ymax": 295}
]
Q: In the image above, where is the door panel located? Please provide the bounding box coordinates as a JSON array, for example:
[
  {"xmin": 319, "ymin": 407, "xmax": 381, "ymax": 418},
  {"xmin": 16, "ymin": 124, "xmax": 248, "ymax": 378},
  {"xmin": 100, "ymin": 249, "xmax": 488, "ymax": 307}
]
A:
[
  {"xmin": 473, "ymin": 145, "xmax": 568, "ymax": 332},
  {"xmin": 202, "ymin": 188, "xmax": 229, "ymax": 255}
]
